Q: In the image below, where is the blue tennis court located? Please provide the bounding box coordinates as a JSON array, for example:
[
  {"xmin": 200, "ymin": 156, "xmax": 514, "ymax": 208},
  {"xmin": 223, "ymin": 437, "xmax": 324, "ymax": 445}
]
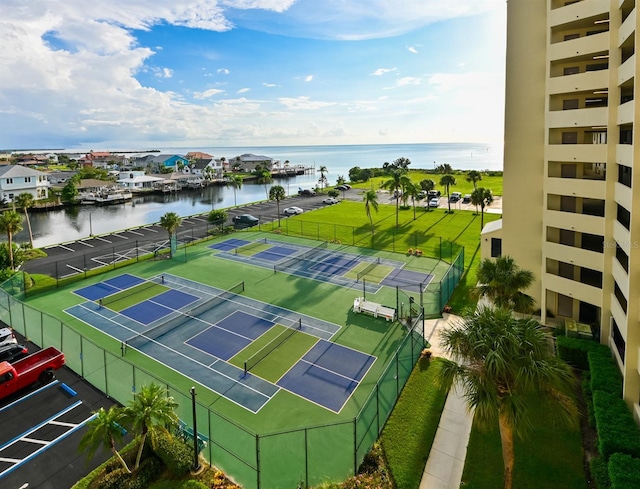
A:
[
  {"xmin": 104, "ymin": 274, "xmax": 145, "ymax": 289},
  {"xmin": 121, "ymin": 301, "xmax": 174, "ymax": 325},
  {"xmin": 380, "ymin": 269, "xmax": 434, "ymax": 292},
  {"xmin": 74, "ymin": 273, "xmax": 147, "ymax": 300},
  {"xmin": 151, "ymin": 289, "xmax": 199, "ymax": 310},
  {"xmin": 277, "ymin": 341, "xmax": 375, "ymax": 412},
  {"xmin": 308, "ymin": 256, "xmax": 360, "ymax": 276},
  {"xmin": 253, "ymin": 245, "xmax": 297, "ymax": 262},
  {"xmin": 209, "ymin": 238, "xmax": 251, "ymax": 251}
]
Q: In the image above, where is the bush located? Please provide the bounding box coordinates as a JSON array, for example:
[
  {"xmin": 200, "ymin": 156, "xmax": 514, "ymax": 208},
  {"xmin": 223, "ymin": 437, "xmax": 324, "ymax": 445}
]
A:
[
  {"xmin": 152, "ymin": 428, "xmax": 194, "ymax": 477},
  {"xmin": 98, "ymin": 467, "xmax": 131, "ymax": 489},
  {"xmin": 609, "ymin": 453, "xmax": 640, "ymax": 488},
  {"xmin": 593, "ymin": 390, "xmax": 640, "ymax": 460},
  {"xmin": 588, "ymin": 351, "xmax": 623, "ymax": 397},
  {"xmin": 581, "ymin": 372, "xmax": 596, "ymax": 428},
  {"xmin": 556, "ymin": 336, "xmax": 609, "ymax": 370},
  {"xmin": 590, "ymin": 456, "xmax": 610, "ymax": 489},
  {"xmin": 130, "ymin": 455, "xmax": 163, "ymax": 489},
  {"xmin": 180, "ymin": 481, "xmax": 209, "ymax": 488}
]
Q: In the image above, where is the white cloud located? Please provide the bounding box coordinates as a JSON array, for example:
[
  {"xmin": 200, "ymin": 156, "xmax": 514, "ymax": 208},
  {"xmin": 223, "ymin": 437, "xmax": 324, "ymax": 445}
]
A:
[
  {"xmin": 304, "ymin": 75, "xmax": 313, "ymax": 82},
  {"xmin": 157, "ymin": 68, "xmax": 174, "ymax": 78},
  {"xmin": 371, "ymin": 68, "xmax": 396, "ymax": 76},
  {"xmin": 217, "ymin": 68, "xmax": 230, "ymax": 74},
  {"xmin": 396, "ymin": 76, "xmax": 422, "ymax": 86},
  {"xmin": 262, "ymin": 82, "xmax": 277, "ymax": 87},
  {"xmin": 278, "ymin": 96, "xmax": 336, "ymax": 110},
  {"xmin": 237, "ymin": 88, "xmax": 250, "ymax": 93},
  {"xmin": 193, "ymin": 88, "xmax": 225, "ymax": 99},
  {"xmin": 407, "ymin": 46, "xmax": 418, "ymax": 54}
]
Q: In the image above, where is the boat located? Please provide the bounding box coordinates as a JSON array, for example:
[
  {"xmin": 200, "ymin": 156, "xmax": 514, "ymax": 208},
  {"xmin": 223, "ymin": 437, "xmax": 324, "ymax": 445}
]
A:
[{"xmin": 80, "ymin": 187, "xmax": 133, "ymax": 205}]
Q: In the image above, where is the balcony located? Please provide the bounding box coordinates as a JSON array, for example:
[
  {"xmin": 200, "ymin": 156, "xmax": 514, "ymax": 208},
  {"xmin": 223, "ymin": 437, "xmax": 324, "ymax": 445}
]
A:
[
  {"xmin": 547, "ymin": 106, "xmax": 608, "ymax": 128},
  {"xmin": 618, "ymin": 99, "xmax": 635, "ymax": 125},
  {"xmin": 545, "ymin": 176, "xmax": 606, "ymax": 199},
  {"xmin": 619, "ymin": 54, "xmax": 636, "ymax": 86},
  {"xmin": 619, "ymin": 7, "xmax": 636, "ymax": 47},
  {"xmin": 615, "ymin": 182, "xmax": 633, "ymax": 210},
  {"xmin": 545, "ymin": 209, "xmax": 605, "ymax": 235},
  {"xmin": 548, "ymin": 0, "xmax": 610, "ymax": 27},
  {"xmin": 548, "ymin": 32, "xmax": 609, "ymax": 61},
  {"xmin": 543, "ymin": 273, "xmax": 603, "ymax": 307},
  {"xmin": 543, "ymin": 241, "xmax": 604, "ymax": 270},
  {"xmin": 546, "ymin": 143, "xmax": 608, "ymax": 162},
  {"xmin": 548, "ymin": 70, "xmax": 609, "ymax": 95}
]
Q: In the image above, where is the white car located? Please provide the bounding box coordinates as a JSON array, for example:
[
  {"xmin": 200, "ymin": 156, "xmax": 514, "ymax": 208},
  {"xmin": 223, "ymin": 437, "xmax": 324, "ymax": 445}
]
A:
[
  {"xmin": 0, "ymin": 327, "xmax": 17, "ymax": 348},
  {"xmin": 283, "ymin": 206, "xmax": 304, "ymax": 215},
  {"xmin": 322, "ymin": 197, "xmax": 339, "ymax": 205},
  {"xmin": 429, "ymin": 197, "xmax": 440, "ymax": 208}
]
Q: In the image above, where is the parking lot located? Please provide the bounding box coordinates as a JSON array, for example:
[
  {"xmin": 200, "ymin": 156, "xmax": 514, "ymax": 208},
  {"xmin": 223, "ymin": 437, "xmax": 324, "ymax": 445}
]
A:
[{"xmin": 0, "ymin": 332, "xmax": 119, "ymax": 489}]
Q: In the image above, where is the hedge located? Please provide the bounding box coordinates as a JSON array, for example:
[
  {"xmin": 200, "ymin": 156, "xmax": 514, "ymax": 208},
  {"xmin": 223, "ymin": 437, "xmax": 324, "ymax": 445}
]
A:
[
  {"xmin": 556, "ymin": 336, "xmax": 609, "ymax": 370},
  {"xmin": 588, "ymin": 351, "xmax": 623, "ymax": 397},
  {"xmin": 593, "ymin": 390, "xmax": 640, "ymax": 460},
  {"xmin": 609, "ymin": 453, "xmax": 640, "ymax": 489},
  {"xmin": 152, "ymin": 428, "xmax": 194, "ymax": 477}
]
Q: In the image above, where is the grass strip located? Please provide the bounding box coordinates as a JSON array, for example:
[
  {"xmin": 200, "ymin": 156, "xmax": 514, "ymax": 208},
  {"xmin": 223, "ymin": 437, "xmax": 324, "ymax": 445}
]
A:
[{"xmin": 103, "ymin": 282, "xmax": 168, "ymax": 312}]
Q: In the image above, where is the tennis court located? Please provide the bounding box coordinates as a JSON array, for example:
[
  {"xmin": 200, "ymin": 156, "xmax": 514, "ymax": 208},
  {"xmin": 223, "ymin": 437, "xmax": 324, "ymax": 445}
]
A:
[
  {"xmin": 209, "ymin": 237, "xmax": 434, "ymax": 292},
  {"xmin": 65, "ymin": 273, "xmax": 375, "ymax": 413}
]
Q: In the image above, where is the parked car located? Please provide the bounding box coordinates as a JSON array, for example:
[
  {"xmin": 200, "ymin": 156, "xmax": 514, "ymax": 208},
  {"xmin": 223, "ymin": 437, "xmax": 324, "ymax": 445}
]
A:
[
  {"xmin": 0, "ymin": 328, "xmax": 17, "ymax": 348},
  {"xmin": 429, "ymin": 198, "xmax": 440, "ymax": 208},
  {"xmin": 283, "ymin": 206, "xmax": 304, "ymax": 215},
  {"xmin": 0, "ymin": 344, "xmax": 29, "ymax": 364},
  {"xmin": 418, "ymin": 190, "xmax": 427, "ymax": 199},
  {"xmin": 335, "ymin": 185, "xmax": 349, "ymax": 191},
  {"xmin": 449, "ymin": 192, "xmax": 462, "ymax": 203},
  {"xmin": 232, "ymin": 214, "xmax": 259, "ymax": 228},
  {"xmin": 322, "ymin": 197, "xmax": 339, "ymax": 205},
  {"xmin": 462, "ymin": 194, "xmax": 472, "ymax": 203},
  {"xmin": 298, "ymin": 189, "xmax": 316, "ymax": 196},
  {"xmin": 427, "ymin": 190, "xmax": 441, "ymax": 198},
  {"xmin": 0, "ymin": 346, "xmax": 65, "ymax": 400}
]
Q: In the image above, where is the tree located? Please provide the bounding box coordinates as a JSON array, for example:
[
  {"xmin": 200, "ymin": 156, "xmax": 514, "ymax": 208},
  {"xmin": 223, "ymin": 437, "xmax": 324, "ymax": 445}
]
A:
[
  {"xmin": 391, "ymin": 157, "xmax": 411, "ymax": 171},
  {"xmin": 61, "ymin": 179, "xmax": 78, "ymax": 202},
  {"xmin": 327, "ymin": 189, "xmax": 339, "ymax": 198},
  {"xmin": 122, "ymin": 383, "xmax": 179, "ymax": 470},
  {"xmin": 363, "ymin": 190, "xmax": 379, "ymax": 233},
  {"xmin": 269, "ymin": 185, "xmax": 286, "ymax": 227},
  {"xmin": 336, "ymin": 175, "xmax": 346, "ymax": 185},
  {"xmin": 318, "ymin": 166, "xmax": 328, "ymax": 193},
  {"xmin": 419, "ymin": 178, "xmax": 435, "ymax": 193},
  {"xmin": 208, "ymin": 209, "xmax": 228, "ymax": 233},
  {"xmin": 14, "ymin": 193, "xmax": 35, "ymax": 249},
  {"xmin": 0, "ymin": 242, "xmax": 26, "ymax": 271},
  {"xmin": 439, "ymin": 307, "xmax": 577, "ymax": 489},
  {"xmin": 226, "ymin": 174, "xmax": 243, "ymax": 207},
  {"xmin": 79, "ymin": 406, "xmax": 131, "ymax": 474},
  {"xmin": 349, "ymin": 167, "xmax": 362, "ymax": 182},
  {"xmin": 381, "ymin": 170, "xmax": 411, "ymax": 228},
  {"xmin": 475, "ymin": 256, "xmax": 535, "ymax": 313},
  {"xmin": 159, "ymin": 212, "xmax": 182, "ymax": 258},
  {"xmin": 471, "ymin": 187, "xmax": 494, "ymax": 228},
  {"xmin": 0, "ymin": 210, "xmax": 23, "ymax": 271},
  {"xmin": 439, "ymin": 174, "xmax": 457, "ymax": 213},
  {"xmin": 256, "ymin": 168, "xmax": 272, "ymax": 199},
  {"xmin": 404, "ymin": 181, "xmax": 420, "ymax": 220},
  {"xmin": 466, "ymin": 170, "xmax": 483, "ymax": 189},
  {"xmin": 435, "ymin": 163, "xmax": 453, "ymax": 174}
]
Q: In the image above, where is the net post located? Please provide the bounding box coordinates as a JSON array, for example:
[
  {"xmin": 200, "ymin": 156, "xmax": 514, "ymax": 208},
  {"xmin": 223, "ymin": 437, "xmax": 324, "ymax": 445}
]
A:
[
  {"xmin": 243, "ymin": 362, "xmax": 248, "ymax": 377},
  {"xmin": 298, "ymin": 318, "xmax": 302, "ymax": 330}
]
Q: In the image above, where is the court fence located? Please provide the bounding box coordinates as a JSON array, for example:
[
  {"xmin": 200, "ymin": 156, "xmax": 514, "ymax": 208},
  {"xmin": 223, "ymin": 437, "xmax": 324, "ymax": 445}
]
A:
[{"xmin": 0, "ymin": 280, "xmax": 427, "ymax": 489}]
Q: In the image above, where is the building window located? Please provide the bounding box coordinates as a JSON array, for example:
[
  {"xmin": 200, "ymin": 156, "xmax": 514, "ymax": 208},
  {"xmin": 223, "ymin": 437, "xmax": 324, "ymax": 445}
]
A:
[
  {"xmin": 490, "ymin": 238, "xmax": 502, "ymax": 258},
  {"xmin": 620, "ymin": 127, "xmax": 633, "ymax": 144},
  {"xmin": 24, "ymin": 177, "xmax": 31, "ymax": 183},
  {"xmin": 614, "ymin": 282, "xmax": 628, "ymax": 314},
  {"xmin": 6, "ymin": 178, "xmax": 12, "ymax": 184},
  {"xmin": 617, "ymin": 204, "xmax": 631, "ymax": 230},
  {"xmin": 558, "ymin": 293, "xmax": 573, "ymax": 318},
  {"xmin": 612, "ymin": 318, "xmax": 626, "ymax": 361},
  {"xmin": 616, "ymin": 244, "xmax": 629, "ymax": 273},
  {"xmin": 580, "ymin": 267, "xmax": 603, "ymax": 288},
  {"xmin": 618, "ymin": 164, "xmax": 632, "ymax": 188}
]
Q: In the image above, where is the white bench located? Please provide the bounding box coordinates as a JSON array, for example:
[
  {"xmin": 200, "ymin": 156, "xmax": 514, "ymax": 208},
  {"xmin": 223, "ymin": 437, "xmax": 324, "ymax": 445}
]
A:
[{"xmin": 353, "ymin": 297, "xmax": 396, "ymax": 322}]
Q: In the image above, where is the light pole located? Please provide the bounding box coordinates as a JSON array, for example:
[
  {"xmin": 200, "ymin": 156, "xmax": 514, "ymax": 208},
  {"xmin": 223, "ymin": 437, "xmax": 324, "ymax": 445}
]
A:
[
  {"xmin": 190, "ymin": 387, "xmax": 201, "ymax": 472},
  {"xmin": 89, "ymin": 213, "xmax": 93, "ymax": 237}
]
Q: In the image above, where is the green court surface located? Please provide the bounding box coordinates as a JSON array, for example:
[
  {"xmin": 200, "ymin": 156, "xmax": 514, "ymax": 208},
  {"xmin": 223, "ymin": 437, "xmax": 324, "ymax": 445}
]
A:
[
  {"xmin": 20, "ymin": 231, "xmax": 452, "ymax": 488},
  {"xmin": 102, "ymin": 281, "xmax": 169, "ymax": 312}
]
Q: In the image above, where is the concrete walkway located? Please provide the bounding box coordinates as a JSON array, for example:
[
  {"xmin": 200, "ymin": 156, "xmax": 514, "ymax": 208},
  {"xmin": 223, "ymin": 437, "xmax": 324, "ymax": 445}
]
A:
[{"xmin": 418, "ymin": 313, "xmax": 475, "ymax": 489}]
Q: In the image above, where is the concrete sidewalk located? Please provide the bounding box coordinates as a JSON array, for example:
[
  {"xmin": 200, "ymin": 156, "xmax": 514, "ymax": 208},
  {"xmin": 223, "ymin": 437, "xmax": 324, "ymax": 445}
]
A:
[{"xmin": 419, "ymin": 314, "xmax": 474, "ymax": 489}]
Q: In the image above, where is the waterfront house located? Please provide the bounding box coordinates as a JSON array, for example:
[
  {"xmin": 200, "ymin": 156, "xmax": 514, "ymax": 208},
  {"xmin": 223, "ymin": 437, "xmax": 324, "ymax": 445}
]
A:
[
  {"xmin": 47, "ymin": 171, "xmax": 78, "ymax": 184},
  {"xmin": 116, "ymin": 171, "xmax": 164, "ymax": 192},
  {"xmin": 149, "ymin": 154, "xmax": 189, "ymax": 173},
  {"xmin": 0, "ymin": 165, "xmax": 50, "ymax": 203},
  {"xmin": 231, "ymin": 154, "xmax": 275, "ymax": 172}
]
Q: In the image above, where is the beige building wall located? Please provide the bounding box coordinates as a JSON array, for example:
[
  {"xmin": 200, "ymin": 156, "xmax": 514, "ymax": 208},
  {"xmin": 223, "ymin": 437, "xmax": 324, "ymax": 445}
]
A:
[{"xmin": 492, "ymin": 0, "xmax": 640, "ymax": 418}]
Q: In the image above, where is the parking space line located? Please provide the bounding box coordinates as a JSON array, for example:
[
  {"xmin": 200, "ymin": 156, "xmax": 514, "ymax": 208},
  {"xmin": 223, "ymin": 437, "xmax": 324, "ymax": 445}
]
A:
[
  {"xmin": 57, "ymin": 244, "xmax": 75, "ymax": 252},
  {"xmin": 77, "ymin": 241, "xmax": 93, "ymax": 247},
  {"xmin": 95, "ymin": 236, "xmax": 112, "ymax": 243},
  {"xmin": 112, "ymin": 233, "xmax": 129, "ymax": 240},
  {"xmin": 127, "ymin": 230, "xmax": 144, "ymax": 236},
  {"xmin": 144, "ymin": 227, "xmax": 159, "ymax": 233},
  {"xmin": 66, "ymin": 265, "xmax": 84, "ymax": 274}
]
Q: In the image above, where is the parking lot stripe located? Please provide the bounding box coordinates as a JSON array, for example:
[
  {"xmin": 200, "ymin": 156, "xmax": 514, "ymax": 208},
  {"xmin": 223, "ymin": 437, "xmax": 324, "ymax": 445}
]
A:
[
  {"xmin": 112, "ymin": 233, "xmax": 129, "ymax": 240},
  {"xmin": 77, "ymin": 241, "xmax": 93, "ymax": 247},
  {"xmin": 0, "ymin": 381, "xmax": 59, "ymax": 413},
  {"xmin": 57, "ymin": 244, "xmax": 75, "ymax": 252},
  {"xmin": 95, "ymin": 236, "xmax": 112, "ymax": 243},
  {"xmin": 128, "ymin": 230, "xmax": 144, "ymax": 236}
]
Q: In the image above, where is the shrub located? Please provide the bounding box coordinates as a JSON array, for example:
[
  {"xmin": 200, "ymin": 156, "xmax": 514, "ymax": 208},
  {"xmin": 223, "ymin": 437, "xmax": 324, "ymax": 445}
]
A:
[
  {"xmin": 590, "ymin": 456, "xmax": 610, "ymax": 489},
  {"xmin": 130, "ymin": 455, "xmax": 163, "ymax": 489},
  {"xmin": 609, "ymin": 453, "xmax": 640, "ymax": 488},
  {"xmin": 98, "ymin": 467, "xmax": 131, "ymax": 489},
  {"xmin": 588, "ymin": 351, "xmax": 623, "ymax": 397},
  {"xmin": 581, "ymin": 372, "xmax": 596, "ymax": 428},
  {"xmin": 152, "ymin": 428, "xmax": 194, "ymax": 477},
  {"xmin": 556, "ymin": 336, "xmax": 609, "ymax": 370},
  {"xmin": 593, "ymin": 390, "xmax": 640, "ymax": 460},
  {"xmin": 180, "ymin": 480, "xmax": 209, "ymax": 488}
]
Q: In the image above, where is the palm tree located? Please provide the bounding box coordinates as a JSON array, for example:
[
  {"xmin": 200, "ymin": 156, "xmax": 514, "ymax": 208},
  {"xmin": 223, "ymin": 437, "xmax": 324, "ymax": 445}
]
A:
[
  {"xmin": 471, "ymin": 187, "xmax": 494, "ymax": 228},
  {"xmin": 79, "ymin": 406, "xmax": 131, "ymax": 473},
  {"xmin": 0, "ymin": 210, "xmax": 23, "ymax": 270},
  {"xmin": 419, "ymin": 178, "xmax": 435, "ymax": 193},
  {"xmin": 256, "ymin": 168, "xmax": 272, "ymax": 199},
  {"xmin": 269, "ymin": 185, "xmax": 286, "ymax": 227},
  {"xmin": 381, "ymin": 170, "xmax": 411, "ymax": 228},
  {"xmin": 159, "ymin": 212, "xmax": 182, "ymax": 258},
  {"xmin": 439, "ymin": 307, "xmax": 577, "ymax": 489},
  {"xmin": 436, "ymin": 163, "xmax": 453, "ymax": 174},
  {"xmin": 439, "ymin": 174, "xmax": 457, "ymax": 213},
  {"xmin": 14, "ymin": 193, "xmax": 35, "ymax": 249},
  {"xmin": 475, "ymin": 256, "xmax": 535, "ymax": 313},
  {"xmin": 466, "ymin": 170, "xmax": 482, "ymax": 189},
  {"xmin": 404, "ymin": 181, "xmax": 420, "ymax": 220},
  {"xmin": 363, "ymin": 190, "xmax": 379, "ymax": 233},
  {"xmin": 317, "ymin": 166, "xmax": 328, "ymax": 193},
  {"xmin": 122, "ymin": 383, "xmax": 179, "ymax": 470},
  {"xmin": 226, "ymin": 174, "xmax": 243, "ymax": 207}
]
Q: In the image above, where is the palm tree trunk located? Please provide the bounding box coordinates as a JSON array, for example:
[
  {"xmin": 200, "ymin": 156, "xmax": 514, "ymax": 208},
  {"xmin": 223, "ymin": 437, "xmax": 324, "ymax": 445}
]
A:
[
  {"xmin": 481, "ymin": 205, "xmax": 485, "ymax": 228},
  {"xmin": 24, "ymin": 209, "xmax": 33, "ymax": 249},
  {"xmin": 277, "ymin": 201, "xmax": 281, "ymax": 227},
  {"xmin": 112, "ymin": 446, "xmax": 132, "ymax": 473},
  {"xmin": 135, "ymin": 432, "xmax": 147, "ymax": 470},
  {"xmin": 395, "ymin": 198, "xmax": 399, "ymax": 228},
  {"xmin": 498, "ymin": 413, "xmax": 515, "ymax": 489},
  {"xmin": 7, "ymin": 232, "xmax": 14, "ymax": 271}
]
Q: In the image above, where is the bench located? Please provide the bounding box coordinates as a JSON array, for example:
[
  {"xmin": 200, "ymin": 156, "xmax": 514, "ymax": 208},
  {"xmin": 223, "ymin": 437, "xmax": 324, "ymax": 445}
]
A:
[{"xmin": 353, "ymin": 297, "xmax": 396, "ymax": 322}]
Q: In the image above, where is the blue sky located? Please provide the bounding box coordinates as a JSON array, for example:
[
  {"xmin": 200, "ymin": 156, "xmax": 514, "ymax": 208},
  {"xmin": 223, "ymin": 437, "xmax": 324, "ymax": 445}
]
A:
[{"xmin": 0, "ymin": 0, "xmax": 506, "ymax": 149}]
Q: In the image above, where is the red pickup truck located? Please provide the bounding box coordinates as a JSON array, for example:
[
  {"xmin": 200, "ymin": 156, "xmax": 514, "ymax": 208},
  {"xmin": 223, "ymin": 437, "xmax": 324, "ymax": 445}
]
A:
[{"xmin": 0, "ymin": 346, "xmax": 65, "ymax": 400}]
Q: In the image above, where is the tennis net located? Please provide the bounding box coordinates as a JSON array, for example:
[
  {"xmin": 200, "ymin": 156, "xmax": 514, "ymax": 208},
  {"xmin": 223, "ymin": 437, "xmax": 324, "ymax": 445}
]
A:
[
  {"xmin": 124, "ymin": 281, "xmax": 245, "ymax": 353},
  {"xmin": 273, "ymin": 241, "xmax": 328, "ymax": 273},
  {"xmin": 244, "ymin": 318, "xmax": 302, "ymax": 374},
  {"xmin": 356, "ymin": 258, "xmax": 381, "ymax": 282}
]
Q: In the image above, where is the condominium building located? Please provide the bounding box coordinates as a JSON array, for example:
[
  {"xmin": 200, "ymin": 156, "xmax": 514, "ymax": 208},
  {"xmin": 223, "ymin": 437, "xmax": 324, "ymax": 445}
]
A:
[{"xmin": 481, "ymin": 0, "xmax": 640, "ymax": 417}]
